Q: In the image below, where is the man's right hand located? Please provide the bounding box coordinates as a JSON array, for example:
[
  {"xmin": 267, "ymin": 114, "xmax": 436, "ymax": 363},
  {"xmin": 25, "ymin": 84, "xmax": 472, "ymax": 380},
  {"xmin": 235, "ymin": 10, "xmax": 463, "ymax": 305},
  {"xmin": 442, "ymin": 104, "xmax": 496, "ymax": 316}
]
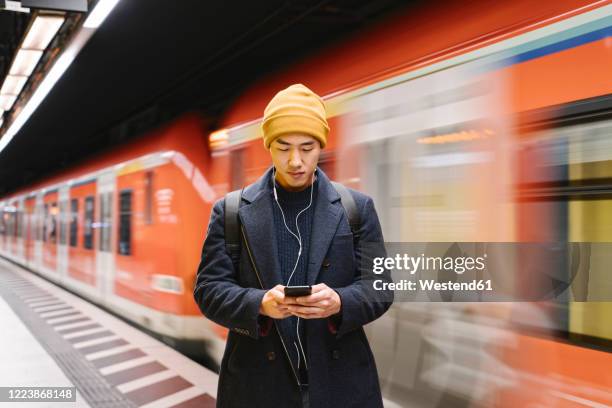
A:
[{"xmin": 259, "ymin": 285, "xmax": 293, "ymax": 319}]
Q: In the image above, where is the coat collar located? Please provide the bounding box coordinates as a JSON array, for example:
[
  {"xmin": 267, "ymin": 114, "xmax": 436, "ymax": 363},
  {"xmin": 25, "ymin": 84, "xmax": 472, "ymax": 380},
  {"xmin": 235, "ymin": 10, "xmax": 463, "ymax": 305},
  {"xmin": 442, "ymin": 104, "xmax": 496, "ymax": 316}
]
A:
[
  {"xmin": 238, "ymin": 166, "xmax": 343, "ymax": 288},
  {"xmin": 241, "ymin": 166, "xmax": 341, "ymax": 204}
]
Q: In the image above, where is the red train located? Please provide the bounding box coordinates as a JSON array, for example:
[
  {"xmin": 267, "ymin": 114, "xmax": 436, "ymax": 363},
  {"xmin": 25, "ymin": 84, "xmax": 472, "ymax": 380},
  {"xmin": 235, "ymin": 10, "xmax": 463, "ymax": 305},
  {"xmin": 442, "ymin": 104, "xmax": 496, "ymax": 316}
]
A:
[{"xmin": 1, "ymin": 0, "xmax": 611, "ymax": 406}]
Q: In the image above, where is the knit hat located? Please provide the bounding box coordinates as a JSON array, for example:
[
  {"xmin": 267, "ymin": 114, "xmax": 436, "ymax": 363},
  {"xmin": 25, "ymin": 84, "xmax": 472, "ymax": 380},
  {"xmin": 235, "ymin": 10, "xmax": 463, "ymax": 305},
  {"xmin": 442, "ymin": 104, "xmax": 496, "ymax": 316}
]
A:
[{"xmin": 261, "ymin": 84, "xmax": 329, "ymax": 149}]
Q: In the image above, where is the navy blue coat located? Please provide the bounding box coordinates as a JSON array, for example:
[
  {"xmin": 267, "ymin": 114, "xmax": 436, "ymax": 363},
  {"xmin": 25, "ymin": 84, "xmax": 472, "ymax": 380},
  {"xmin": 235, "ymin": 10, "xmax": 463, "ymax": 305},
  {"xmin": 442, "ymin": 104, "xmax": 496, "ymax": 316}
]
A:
[{"xmin": 194, "ymin": 167, "xmax": 393, "ymax": 408}]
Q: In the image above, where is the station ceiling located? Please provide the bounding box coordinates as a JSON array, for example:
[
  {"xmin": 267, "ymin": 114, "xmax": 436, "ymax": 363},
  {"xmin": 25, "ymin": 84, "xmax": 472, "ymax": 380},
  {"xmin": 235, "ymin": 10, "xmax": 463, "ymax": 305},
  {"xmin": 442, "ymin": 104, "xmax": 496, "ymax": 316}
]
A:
[{"xmin": 0, "ymin": 0, "xmax": 416, "ymax": 195}]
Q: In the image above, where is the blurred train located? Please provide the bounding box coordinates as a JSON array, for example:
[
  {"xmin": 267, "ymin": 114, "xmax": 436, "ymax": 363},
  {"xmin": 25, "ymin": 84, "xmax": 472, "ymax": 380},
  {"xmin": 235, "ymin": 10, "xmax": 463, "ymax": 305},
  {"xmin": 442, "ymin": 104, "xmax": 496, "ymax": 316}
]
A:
[{"xmin": 1, "ymin": 0, "xmax": 611, "ymax": 406}]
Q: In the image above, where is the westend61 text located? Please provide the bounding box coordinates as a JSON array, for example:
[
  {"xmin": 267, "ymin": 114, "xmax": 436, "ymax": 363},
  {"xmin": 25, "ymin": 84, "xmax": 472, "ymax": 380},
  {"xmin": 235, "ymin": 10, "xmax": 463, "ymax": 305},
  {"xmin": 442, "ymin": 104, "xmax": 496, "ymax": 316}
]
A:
[{"xmin": 373, "ymin": 279, "xmax": 493, "ymax": 291}]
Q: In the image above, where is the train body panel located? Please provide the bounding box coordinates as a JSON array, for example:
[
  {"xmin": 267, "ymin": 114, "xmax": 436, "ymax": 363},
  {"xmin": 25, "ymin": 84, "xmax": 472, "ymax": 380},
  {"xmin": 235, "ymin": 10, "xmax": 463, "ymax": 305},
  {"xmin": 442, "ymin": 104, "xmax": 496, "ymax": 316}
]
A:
[
  {"xmin": 0, "ymin": 115, "xmax": 221, "ymax": 354},
  {"xmin": 221, "ymin": 0, "xmax": 604, "ymax": 126}
]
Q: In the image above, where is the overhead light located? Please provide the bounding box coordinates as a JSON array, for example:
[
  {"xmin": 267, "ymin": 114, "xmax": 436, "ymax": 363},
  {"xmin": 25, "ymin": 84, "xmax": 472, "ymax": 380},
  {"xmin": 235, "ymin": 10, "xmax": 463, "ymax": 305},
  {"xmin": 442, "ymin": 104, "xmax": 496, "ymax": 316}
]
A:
[
  {"xmin": 0, "ymin": 0, "xmax": 122, "ymax": 154},
  {"xmin": 83, "ymin": 0, "xmax": 120, "ymax": 28},
  {"xmin": 0, "ymin": 75, "xmax": 28, "ymax": 95},
  {"xmin": 8, "ymin": 49, "xmax": 43, "ymax": 76},
  {"xmin": 0, "ymin": 95, "xmax": 17, "ymax": 111},
  {"xmin": 21, "ymin": 0, "xmax": 87, "ymax": 13},
  {"xmin": 0, "ymin": 30, "xmax": 85, "ymax": 152},
  {"xmin": 22, "ymin": 15, "xmax": 65, "ymax": 50},
  {"xmin": 2, "ymin": 1, "xmax": 30, "ymax": 13},
  {"xmin": 0, "ymin": 14, "xmax": 63, "ymax": 116}
]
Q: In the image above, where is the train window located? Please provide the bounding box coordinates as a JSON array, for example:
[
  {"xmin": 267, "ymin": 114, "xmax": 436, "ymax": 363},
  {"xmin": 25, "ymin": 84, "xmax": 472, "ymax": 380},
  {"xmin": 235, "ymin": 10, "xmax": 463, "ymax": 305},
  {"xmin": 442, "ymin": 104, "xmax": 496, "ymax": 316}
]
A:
[
  {"xmin": 69, "ymin": 198, "xmax": 78, "ymax": 247},
  {"xmin": 6, "ymin": 207, "xmax": 15, "ymax": 238},
  {"xmin": 3, "ymin": 211, "xmax": 8, "ymax": 237},
  {"xmin": 10, "ymin": 208, "xmax": 15, "ymax": 238},
  {"xmin": 34, "ymin": 205, "xmax": 40, "ymax": 241},
  {"xmin": 59, "ymin": 201, "xmax": 68, "ymax": 245},
  {"xmin": 11, "ymin": 208, "xmax": 18, "ymax": 238},
  {"xmin": 84, "ymin": 196, "xmax": 94, "ymax": 250},
  {"xmin": 99, "ymin": 192, "xmax": 112, "ymax": 252},
  {"xmin": 2, "ymin": 210, "xmax": 7, "ymax": 236},
  {"xmin": 3, "ymin": 209, "xmax": 8, "ymax": 237},
  {"xmin": 34, "ymin": 204, "xmax": 40, "ymax": 241},
  {"xmin": 518, "ymin": 113, "xmax": 612, "ymax": 348},
  {"xmin": 42, "ymin": 204, "xmax": 48, "ymax": 242},
  {"xmin": 11, "ymin": 210, "xmax": 15, "ymax": 238},
  {"xmin": 230, "ymin": 148, "xmax": 245, "ymax": 190},
  {"xmin": 17, "ymin": 208, "xmax": 24, "ymax": 239},
  {"xmin": 49, "ymin": 203, "xmax": 58, "ymax": 244},
  {"xmin": 145, "ymin": 171, "xmax": 153, "ymax": 225},
  {"xmin": 30, "ymin": 207, "xmax": 36, "ymax": 241},
  {"xmin": 118, "ymin": 190, "xmax": 132, "ymax": 256}
]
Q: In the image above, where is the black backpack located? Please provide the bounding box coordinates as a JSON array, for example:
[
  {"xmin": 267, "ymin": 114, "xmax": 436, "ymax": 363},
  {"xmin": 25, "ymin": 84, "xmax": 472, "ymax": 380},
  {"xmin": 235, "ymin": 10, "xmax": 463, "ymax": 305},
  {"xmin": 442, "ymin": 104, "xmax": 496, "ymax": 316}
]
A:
[{"xmin": 224, "ymin": 181, "xmax": 360, "ymax": 263}]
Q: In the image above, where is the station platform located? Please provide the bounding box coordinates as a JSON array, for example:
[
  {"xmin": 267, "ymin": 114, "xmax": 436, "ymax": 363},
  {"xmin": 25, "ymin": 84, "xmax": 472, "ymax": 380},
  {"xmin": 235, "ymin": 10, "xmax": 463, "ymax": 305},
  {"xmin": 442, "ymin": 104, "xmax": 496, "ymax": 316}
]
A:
[{"xmin": 0, "ymin": 257, "xmax": 217, "ymax": 408}]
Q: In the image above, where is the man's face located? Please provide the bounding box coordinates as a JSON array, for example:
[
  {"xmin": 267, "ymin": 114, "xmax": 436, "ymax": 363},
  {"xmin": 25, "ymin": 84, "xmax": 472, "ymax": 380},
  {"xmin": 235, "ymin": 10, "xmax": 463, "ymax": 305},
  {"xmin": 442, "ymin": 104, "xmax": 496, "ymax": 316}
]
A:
[{"xmin": 270, "ymin": 133, "xmax": 321, "ymax": 191}]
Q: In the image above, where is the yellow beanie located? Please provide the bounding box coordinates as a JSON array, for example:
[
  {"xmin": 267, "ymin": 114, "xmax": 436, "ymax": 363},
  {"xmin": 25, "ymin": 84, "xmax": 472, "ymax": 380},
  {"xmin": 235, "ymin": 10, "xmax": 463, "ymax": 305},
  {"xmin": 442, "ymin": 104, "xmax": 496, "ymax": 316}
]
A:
[{"xmin": 261, "ymin": 84, "xmax": 329, "ymax": 149}]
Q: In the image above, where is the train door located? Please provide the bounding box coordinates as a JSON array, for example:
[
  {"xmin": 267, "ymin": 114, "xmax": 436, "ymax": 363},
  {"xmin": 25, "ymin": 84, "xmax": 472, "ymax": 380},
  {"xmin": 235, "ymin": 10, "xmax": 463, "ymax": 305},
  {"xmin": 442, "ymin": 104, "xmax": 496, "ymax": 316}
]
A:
[
  {"xmin": 115, "ymin": 167, "xmax": 156, "ymax": 312},
  {"xmin": 7, "ymin": 199, "xmax": 17, "ymax": 256},
  {"xmin": 2, "ymin": 201, "xmax": 7, "ymax": 253},
  {"xmin": 34, "ymin": 193, "xmax": 43, "ymax": 271},
  {"xmin": 96, "ymin": 171, "xmax": 115, "ymax": 303},
  {"xmin": 6, "ymin": 201, "xmax": 13, "ymax": 255},
  {"xmin": 16, "ymin": 197, "xmax": 24, "ymax": 261},
  {"xmin": 68, "ymin": 179, "xmax": 97, "ymax": 290},
  {"xmin": 0, "ymin": 201, "xmax": 8, "ymax": 253},
  {"xmin": 57, "ymin": 186, "xmax": 70, "ymax": 282},
  {"xmin": 0, "ymin": 201, "xmax": 4, "ymax": 252},
  {"xmin": 42, "ymin": 189, "xmax": 59, "ymax": 278},
  {"xmin": 24, "ymin": 195, "xmax": 36, "ymax": 266}
]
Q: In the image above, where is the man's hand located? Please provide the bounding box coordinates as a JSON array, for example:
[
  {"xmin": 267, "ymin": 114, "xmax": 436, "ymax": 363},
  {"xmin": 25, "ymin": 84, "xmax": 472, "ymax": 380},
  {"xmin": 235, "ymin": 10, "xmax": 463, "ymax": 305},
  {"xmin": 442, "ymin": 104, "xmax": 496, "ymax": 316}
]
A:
[
  {"xmin": 259, "ymin": 284, "xmax": 292, "ymax": 319},
  {"xmin": 287, "ymin": 283, "xmax": 341, "ymax": 319}
]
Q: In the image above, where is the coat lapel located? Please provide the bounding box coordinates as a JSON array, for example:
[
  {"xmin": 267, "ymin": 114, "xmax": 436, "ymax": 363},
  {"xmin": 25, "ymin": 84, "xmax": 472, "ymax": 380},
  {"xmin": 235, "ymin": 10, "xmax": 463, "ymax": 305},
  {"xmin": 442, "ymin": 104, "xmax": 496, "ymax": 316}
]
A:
[
  {"xmin": 237, "ymin": 167, "xmax": 344, "ymax": 288},
  {"xmin": 307, "ymin": 170, "xmax": 343, "ymax": 286},
  {"xmin": 238, "ymin": 168, "xmax": 283, "ymax": 289}
]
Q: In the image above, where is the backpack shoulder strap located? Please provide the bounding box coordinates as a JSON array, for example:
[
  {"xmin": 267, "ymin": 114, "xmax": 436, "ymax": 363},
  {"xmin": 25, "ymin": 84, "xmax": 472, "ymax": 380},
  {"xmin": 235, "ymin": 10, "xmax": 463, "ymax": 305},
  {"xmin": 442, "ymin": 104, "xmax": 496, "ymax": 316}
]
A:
[
  {"xmin": 224, "ymin": 188, "xmax": 243, "ymax": 262},
  {"xmin": 331, "ymin": 181, "xmax": 361, "ymax": 242}
]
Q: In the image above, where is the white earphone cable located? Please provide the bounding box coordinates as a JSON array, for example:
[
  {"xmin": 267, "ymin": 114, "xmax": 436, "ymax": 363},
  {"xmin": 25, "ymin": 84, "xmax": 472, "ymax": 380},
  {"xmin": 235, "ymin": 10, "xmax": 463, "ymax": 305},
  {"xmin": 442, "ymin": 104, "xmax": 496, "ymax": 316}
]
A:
[{"xmin": 272, "ymin": 167, "xmax": 315, "ymax": 371}]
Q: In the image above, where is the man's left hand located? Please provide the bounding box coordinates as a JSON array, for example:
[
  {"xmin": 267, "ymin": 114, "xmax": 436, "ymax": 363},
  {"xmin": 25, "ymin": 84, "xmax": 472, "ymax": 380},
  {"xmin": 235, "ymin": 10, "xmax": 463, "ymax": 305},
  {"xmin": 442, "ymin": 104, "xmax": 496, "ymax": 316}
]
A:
[{"xmin": 286, "ymin": 283, "xmax": 341, "ymax": 319}]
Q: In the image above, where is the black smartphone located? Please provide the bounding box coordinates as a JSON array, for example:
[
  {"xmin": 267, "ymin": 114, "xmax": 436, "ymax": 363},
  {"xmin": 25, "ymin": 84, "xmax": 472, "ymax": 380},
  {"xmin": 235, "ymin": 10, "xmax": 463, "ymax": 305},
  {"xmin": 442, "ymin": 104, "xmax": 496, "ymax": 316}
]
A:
[{"xmin": 284, "ymin": 285, "xmax": 312, "ymax": 297}]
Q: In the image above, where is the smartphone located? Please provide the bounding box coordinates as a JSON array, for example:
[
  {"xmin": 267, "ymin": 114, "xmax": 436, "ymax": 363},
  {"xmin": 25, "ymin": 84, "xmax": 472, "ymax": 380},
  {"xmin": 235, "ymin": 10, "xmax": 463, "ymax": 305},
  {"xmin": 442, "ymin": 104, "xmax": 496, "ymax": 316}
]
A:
[{"xmin": 284, "ymin": 285, "xmax": 312, "ymax": 297}]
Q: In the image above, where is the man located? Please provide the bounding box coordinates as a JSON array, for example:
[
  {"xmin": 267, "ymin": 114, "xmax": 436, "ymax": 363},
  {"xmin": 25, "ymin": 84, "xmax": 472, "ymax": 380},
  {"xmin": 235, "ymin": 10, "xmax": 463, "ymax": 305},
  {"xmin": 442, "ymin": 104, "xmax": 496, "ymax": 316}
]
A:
[{"xmin": 194, "ymin": 84, "xmax": 393, "ymax": 407}]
